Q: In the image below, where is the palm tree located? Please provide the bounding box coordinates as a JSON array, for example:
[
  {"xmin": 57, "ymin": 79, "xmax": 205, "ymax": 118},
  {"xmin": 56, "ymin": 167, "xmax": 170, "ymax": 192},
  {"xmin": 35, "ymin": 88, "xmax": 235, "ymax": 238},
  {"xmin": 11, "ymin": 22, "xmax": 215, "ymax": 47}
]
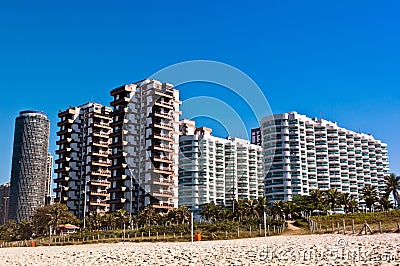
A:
[
  {"xmin": 270, "ymin": 201, "xmax": 285, "ymax": 219},
  {"xmin": 113, "ymin": 209, "xmax": 129, "ymax": 229},
  {"xmin": 339, "ymin": 193, "xmax": 355, "ymax": 213},
  {"xmin": 139, "ymin": 206, "xmax": 155, "ymax": 226},
  {"xmin": 200, "ymin": 203, "xmax": 216, "ymax": 221},
  {"xmin": 308, "ymin": 189, "xmax": 325, "ymax": 213},
  {"xmin": 282, "ymin": 201, "xmax": 297, "ymax": 220},
  {"xmin": 256, "ymin": 196, "xmax": 269, "ymax": 218},
  {"xmin": 234, "ymin": 199, "xmax": 245, "ymax": 222},
  {"xmin": 384, "ymin": 173, "xmax": 400, "ymax": 208},
  {"xmin": 378, "ymin": 196, "xmax": 394, "ymax": 212},
  {"xmin": 324, "ymin": 188, "xmax": 342, "ymax": 212},
  {"xmin": 362, "ymin": 185, "xmax": 379, "ymax": 212},
  {"xmin": 243, "ymin": 199, "xmax": 259, "ymax": 219},
  {"xmin": 176, "ymin": 206, "xmax": 191, "ymax": 224}
]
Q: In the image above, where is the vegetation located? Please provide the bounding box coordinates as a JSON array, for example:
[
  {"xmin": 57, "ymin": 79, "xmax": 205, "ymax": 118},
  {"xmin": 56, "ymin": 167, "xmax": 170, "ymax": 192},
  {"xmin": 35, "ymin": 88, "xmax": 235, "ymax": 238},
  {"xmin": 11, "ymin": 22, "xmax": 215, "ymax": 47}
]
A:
[{"xmin": 1, "ymin": 173, "xmax": 398, "ymax": 242}]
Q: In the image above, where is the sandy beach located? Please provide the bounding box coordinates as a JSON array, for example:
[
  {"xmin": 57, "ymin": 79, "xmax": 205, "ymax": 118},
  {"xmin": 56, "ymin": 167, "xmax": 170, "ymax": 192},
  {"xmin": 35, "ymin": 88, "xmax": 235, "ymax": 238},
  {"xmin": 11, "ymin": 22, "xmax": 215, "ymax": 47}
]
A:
[{"xmin": 0, "ymin": 233, "xmax": 399, "ymax": 265}]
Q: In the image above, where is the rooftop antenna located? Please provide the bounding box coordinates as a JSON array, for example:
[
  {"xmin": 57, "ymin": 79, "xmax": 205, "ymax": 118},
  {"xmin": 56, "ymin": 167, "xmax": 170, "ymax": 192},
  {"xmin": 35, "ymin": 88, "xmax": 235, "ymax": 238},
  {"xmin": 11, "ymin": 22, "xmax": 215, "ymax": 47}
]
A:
[{"xmin": 319, "ymin": 112, "xmax": 322, "ymax": 121}]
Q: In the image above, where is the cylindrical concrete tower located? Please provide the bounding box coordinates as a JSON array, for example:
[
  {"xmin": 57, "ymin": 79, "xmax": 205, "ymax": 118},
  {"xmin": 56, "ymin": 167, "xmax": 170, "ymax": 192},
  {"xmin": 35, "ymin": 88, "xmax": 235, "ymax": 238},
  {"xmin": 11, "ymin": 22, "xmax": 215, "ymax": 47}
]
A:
[{"xmin": 8, "ymin": 110, "xmax": 50, "ymax": 222}]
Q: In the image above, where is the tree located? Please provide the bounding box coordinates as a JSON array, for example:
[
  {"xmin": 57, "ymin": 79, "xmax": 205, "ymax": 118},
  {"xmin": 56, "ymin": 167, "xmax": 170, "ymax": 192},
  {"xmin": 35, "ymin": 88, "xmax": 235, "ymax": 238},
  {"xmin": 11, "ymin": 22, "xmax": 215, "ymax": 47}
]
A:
[
  {"xmin": 243, "ymin": 199, "xmax": 259, "ymax": 219},
  {"xmin": 16, "ymin": 219, "xmax": 34, "ymax": 240},
  {"xmin": 139, "ymin": 206, "xmax": 155, "ymax": 226},
  {"xmin": 32, "ymin": 203, "xmax": 78, "ymax": 235},
  {"xmin": 200, "ymin": 203, "xmax": 215, "ymax": 221},
  {"xmin": 256, "ymin": 196, "xmax": 269, "ymax": 218},
  {"xmin": 362, "ymin": 185, "xmax": 379, "ymax": 212},
  {"xmin": 270, "ymin": 201, "xmax": 285, "ymax": 219},
  {"xmin": 176, "ymin": 206, "xmax": 191, "ymax": 224},
  {"xmin": 384, "ymin": 173, "xmax": 400, "ymax": 208},
  {"xmin": 324, "ymin": 188, "xmax": 342, "ymax": 211},
  {"xmin": 282, "ymin": 201, "xmax": 298, "ymax": 219},
  {"xmin": 378, "ymin": 196, "xmax": 394, "ymax": 212},
  {"xmin": 308, "ymin": 189, "xmax": 325, "ymax": 213},
  {"xmin": 339, "ymin": 193, "xmax": 356, "ymax": 213}
]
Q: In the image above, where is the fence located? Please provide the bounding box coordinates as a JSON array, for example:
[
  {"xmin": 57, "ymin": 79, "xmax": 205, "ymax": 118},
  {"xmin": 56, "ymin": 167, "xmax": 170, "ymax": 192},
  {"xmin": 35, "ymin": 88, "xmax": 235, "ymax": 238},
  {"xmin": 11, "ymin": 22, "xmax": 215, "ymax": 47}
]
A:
[
  {"xmin": 306, "ymin": 217, "xmax": 400, "ymax": 235},
  {"xmin": 0, "ymin": 223, "xmax": 287, "ymax": 248}
]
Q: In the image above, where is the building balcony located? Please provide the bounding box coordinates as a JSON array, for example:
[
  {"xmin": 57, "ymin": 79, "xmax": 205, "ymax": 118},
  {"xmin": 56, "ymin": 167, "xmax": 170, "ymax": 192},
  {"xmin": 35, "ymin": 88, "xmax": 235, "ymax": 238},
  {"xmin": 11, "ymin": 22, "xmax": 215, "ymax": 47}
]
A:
[
  {"xmin": 111, "ymin": 96, "xmax": 131, "ymax": 106},
  {"xmin": 57, "ymin": 119, "xmax": 74, "ymax": 126},
  {"xmin": 153, "ymin": 145, "xmax": 173, "ymax": 153},
  {"xmin": 152, "ymin": 203, "xmax": 174, "ymax": 210},
  {"xmin": 88, "ymin": 190, "xmax": 109, "ymax": 197},
  {"xmin": 154, "ymin": 168, "xmax": 174, "ymax": 175},
  {"xmin": 153, "ymin": 178, "xmax": 176, "ymax": 187},
  {"xmin": 92, "ymin": 150, "xmax": 109, "ymax": 157},
  {"xmin": 55, "ymin": 157, "xmax": 71, "ymax": 164},
  {"xmin": 152, "ymin": 133, "xmax": 174, "ymax": 141},
  {"xmin": 92, "ymin": 141, "xmax": 109, "ymax": 148},
  {"xmin": 91, "ymin": 160, "xmax": 110, "ymax": 167},
  {"xmin": 152, "ymin": 191, "xmax": 176, "ymax": 198},
  {"xmin": 153, "ymin": 155, "xmax": 173, "ymax": 163},
  {"xmin": 89, "ymin": 200, "xmax": 109, "ymax": 207},
  {"xmin": 54, "ymin": 176, "xmax": 70, "ymax": 182},
  {"xmin": 89, "ymin": 179, "xmax": 110, "ymax": 187},
  {"xmin": 92, "ymin": 131, "xmax": 110, "ymax": 138},
  {"xmin": 94, "ymin": 122, "xmax": 111, "ymax": 129},
  {"xmin": 154, "ymin": 88, "xmax": 174, "ymax": 98},
  {"xmin": 154, "ymin": 101, "xmax": 174, "ymax": 109},
  {"xmin": 154, "ymin": 123, "xmax": 174, "ymax": 131},
  {"xmin": 54, "ymin": 167, "xmax": 71, "ymax": 173},
  {"xmin": 57, "ymin": 128, "xmax": 73, "ymax": 136},
  {"xmin": 90, "ymin": 170, "xmax": 111, "ymax": 176},
  {"xmin": 56, "ymin": 138, "xmax": 72, "ymax": 145},
  {"xmin": 56, "ymin": 147, "xmax": 72, "ymax": 154}
]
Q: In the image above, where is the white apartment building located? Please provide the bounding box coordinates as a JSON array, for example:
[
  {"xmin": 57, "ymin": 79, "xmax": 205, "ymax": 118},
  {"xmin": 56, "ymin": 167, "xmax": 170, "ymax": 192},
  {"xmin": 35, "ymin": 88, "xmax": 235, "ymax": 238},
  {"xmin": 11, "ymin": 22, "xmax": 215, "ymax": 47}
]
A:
[
  {"xmin": 109, "ymin": 79, "xmax": 180, "ymax": 213},
  {"xmin": 54, "ymin": 103, "xmax": 112, "ymax": 218},
  {"xmin": 179, "ymin": 120, "xmax": 264, "ymax": 214},
  {"xmin": 261, "ymin": 111, "xmax": 389, "ymax": 204}
]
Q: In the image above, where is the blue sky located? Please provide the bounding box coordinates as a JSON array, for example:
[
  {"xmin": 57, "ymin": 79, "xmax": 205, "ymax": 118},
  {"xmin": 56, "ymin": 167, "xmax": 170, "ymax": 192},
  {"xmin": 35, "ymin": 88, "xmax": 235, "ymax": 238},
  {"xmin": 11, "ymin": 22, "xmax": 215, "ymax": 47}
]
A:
[{"xmin": 0, "ymin": 1, "xmax": 399, "ymax": 184}]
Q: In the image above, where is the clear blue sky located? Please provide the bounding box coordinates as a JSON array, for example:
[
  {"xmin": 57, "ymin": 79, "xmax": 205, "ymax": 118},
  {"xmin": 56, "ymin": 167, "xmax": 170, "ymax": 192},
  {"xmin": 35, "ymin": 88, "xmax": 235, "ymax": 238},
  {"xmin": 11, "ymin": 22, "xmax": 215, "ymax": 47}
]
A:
[{"xmin": 0, "ymin": 1, "xmax": 399, "ymax": 184}]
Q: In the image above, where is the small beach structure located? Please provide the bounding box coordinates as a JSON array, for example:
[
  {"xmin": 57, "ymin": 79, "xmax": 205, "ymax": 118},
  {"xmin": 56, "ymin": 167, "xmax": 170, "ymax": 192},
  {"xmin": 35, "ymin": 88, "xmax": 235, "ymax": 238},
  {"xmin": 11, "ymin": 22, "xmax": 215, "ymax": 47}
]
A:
[{"xmin": 56, "ymin": 224, "xmax": 80, "ymax": 235}]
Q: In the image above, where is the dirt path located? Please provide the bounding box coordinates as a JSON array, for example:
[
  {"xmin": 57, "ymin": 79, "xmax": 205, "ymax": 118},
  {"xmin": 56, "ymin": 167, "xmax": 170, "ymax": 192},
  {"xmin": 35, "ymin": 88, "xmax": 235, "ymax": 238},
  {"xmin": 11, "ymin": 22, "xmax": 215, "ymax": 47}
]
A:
[{"xmin": 281, "ymin": 220, "xmax": 310, "ymax": 235}]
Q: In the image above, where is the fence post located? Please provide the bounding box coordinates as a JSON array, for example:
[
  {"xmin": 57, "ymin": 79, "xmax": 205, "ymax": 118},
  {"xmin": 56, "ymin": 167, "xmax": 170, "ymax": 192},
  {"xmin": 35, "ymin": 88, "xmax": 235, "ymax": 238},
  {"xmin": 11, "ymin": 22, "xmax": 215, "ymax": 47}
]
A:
[
  {"xmin": 259, "ymin": 224, "xmax": 262, "ymax": 236},
  {"xmin": 163, "ymin": 232, "xmax": 166, "ymax": 240},
  {"xmin": 379, "ymin": 221, "xmax": 382, "ymax": 234},
  {"xmin": 337, "ymin": 222, "xmax": 340, "ymax": 234},
  {"xmin": 156, "ymin": 232, "xmax": 159, "ymax": 240},
  {"xmin": 141, "ymin": 232, "xmax": 144, "ymax": 241},
  {"xmin": 273, "ymin": 225, "xmax": 276, "ymax": 234},
  {"xmin": 237, "ymin": 227, "xmax": 240, "ymax": 238},
  {"xmin": 343, "ymin": 219, "xmax": 346, "ymax": 235},
  {"xmin": 332, "ymin": 223, "xmax": 334, "ymax": 234},
  {"xmin": 267, "ymin": 225, "xmax": 270, "ymax": 236},
  {"xmin": 225, "ymin": 231, "xmax": 228, "ymax": 239},
  {"xmin": 397, "ymin": 222, "xmax": 400, "ymax": 232},
  {"xmin": 149, "ymin": 230, "xmax": 151, "ymax": 241},
  {"xmin": 249, "ymin": 226, "xmax": 252, "ymax": 237},
  {"xmin": 352, "ymin": 219, "xmax": 355, "ymax": 235}
]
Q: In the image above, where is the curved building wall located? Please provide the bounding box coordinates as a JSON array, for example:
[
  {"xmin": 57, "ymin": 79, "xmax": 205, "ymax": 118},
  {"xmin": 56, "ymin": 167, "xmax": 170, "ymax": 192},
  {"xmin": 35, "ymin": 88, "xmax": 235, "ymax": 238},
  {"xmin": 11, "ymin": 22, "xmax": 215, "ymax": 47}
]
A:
[{"xmin": 8, "ymin": 111, "xmax": 50, "ymax": 222}]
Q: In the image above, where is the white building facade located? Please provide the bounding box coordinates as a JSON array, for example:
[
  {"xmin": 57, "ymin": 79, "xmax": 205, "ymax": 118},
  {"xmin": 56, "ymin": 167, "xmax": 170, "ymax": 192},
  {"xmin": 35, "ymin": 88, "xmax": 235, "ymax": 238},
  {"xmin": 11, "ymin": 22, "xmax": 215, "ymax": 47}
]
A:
[
  {"xmin": 261, "ymin": 111, "xmax": 389, "ymax": 204},
  {"xmin": 179, "ymin": 120, "xmax": 263, "ymax": 214}
]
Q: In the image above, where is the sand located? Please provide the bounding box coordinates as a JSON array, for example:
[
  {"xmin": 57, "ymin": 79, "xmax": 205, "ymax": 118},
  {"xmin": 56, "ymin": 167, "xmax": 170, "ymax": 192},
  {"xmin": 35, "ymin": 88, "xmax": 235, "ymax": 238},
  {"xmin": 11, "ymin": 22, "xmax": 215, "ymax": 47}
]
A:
[{"xmin": 0, "ymin": 233, "xmax": 399, "ymax": 265}]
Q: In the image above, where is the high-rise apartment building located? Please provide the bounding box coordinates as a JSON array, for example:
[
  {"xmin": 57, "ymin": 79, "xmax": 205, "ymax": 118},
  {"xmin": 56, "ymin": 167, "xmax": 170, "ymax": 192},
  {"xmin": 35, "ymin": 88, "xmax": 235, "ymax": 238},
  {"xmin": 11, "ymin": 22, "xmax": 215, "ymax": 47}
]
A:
[
  {"xmin": 0, "ymin": 182, "xmax": 10, "ymax": 225},
  {"xmin": 251, "ymin": 127, "xmax": 262, "ymax": 146},
  {"xmin": 54, "ymin": 103, "xmax": 112, "ymax": 218},
  {"xmin": 261, "ymin": 111, "xmax": 389, "ymax": 204},
  {"xmin": 109, "ymin": 79, "xmax": 180, "ymax": 214},
  {"xmin": 45, "ymin": 152, "xmax": 53, "ymax": 205},
  {"xmin": 179, "ymin": 120, "xmax": 264, "ymax": 214},
  {"xmin": 8, "ymin": 111, "xmax": 50, "ymax": 222}
]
